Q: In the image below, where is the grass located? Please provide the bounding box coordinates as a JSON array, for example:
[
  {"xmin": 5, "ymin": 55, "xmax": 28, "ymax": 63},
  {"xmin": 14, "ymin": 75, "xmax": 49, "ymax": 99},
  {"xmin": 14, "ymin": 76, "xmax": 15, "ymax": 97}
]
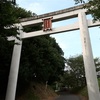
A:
[
  {"xmin": 78, "ymin": 78, "xmax": 100, "ymax": 99},
  {"xmin": 17, "ymin": 90, "xmax": 39, "ymax": 100},
  {"xmin": 16, "ymin": 83, "xmax": 40, "ymax": 100},
  {"xmin": 24, "ymin": 90, "xmax": 39, "ymax": 100},
  {"xmin": 98, "ymin": 78, "xmax": 100, "ymax": 88},
  {"xmin": 79, "ymin": 86, "xmax": 88, "ymax": 97},
  {"xmin": 16, "ymin": 82, "xmax": 57, "ymax": 100}
]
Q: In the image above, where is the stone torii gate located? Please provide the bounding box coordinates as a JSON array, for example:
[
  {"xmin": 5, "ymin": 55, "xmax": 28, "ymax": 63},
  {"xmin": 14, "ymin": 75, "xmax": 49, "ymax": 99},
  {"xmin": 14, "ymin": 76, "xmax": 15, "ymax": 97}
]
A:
[{"xmin": 6, "ymin": 4, "xmax": 100, "ymax": 100}]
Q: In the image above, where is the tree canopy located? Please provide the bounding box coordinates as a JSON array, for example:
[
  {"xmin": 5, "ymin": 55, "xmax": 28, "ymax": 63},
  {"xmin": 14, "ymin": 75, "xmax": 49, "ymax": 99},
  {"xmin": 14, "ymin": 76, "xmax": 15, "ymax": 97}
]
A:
[
  {"xmin": 0, "ymin": 2, "xmax": 65, "ymax": 99},
  {"xmin": 74, "ymin": 0, "xmax": 100, "ymax": 21},
  {"xmin": 59, "ymin": 55, "xmax": 86, "ymax": 90},
  {"xmin": 0, "ymin": 0, "xmax": 32, "ymax": 41},
  {"xmin": 59, "ymin": 55, "xmax": 100, "ymax": 92},
  {"xmin": 65, "ymin": 55, "xmax": 86, "ymax": 88},
  {"xmin": 19, "ymin": 36, "xmax": 64, "ymax": 83}
]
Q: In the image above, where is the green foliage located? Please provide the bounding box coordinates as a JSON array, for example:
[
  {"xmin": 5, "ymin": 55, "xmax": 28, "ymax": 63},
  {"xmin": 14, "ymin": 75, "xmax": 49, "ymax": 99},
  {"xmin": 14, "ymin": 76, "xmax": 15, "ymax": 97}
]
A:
[
  {"xmin": 94, "ymin": 58, "xmax": 100, "ymax": 73},
  {"xmin": 86, "ymin": 0, "xmax": 100, "ymax": 21},
  {"xmin": 0, "ymin": 40, "xmax": 13, "ymax": 98},
  {"xmin": 79, "ymin": 86, "xmax": 88, "ymax": 97},
  {"xmin": 65, "ymin": 55, "xmax": 86, "ymax": 88},
  {"xmin": 16, "ymin": 82, "xmax": 57, "ymax": 100},
  {"xmin": 1, "ymin": 0, "xmax": 16, "ymax": 5},
  {"xmin": 74, "ymin": 0, "xmax": 100, "ymax": 21},
  {"xmin": 98, "ymin": 78, "xmax": 100, "ymax": 88},
  {"xmin": 74, "ymin": 0, "xmax": 85, "ymax": 4},
  {"xmin": 0, "ymin": 1, "xmax": 65, "ymax": 98},
  {"xmin": 0, "ymin": 1, "xmax": 32, "ymax": 40},
  {"xmin": 19, "ymin": 35, "xmax": 65, "ymax": 84},
  {"xmin": 17, "ymin": 84, "xmax": 40, "ymax": 100},
  {"xmin": 23, "ymin": 91, "xmax": 39, "ymax": 100},
  {"xmin": 0, "ymin": 2, "xmax": 35, "ymax": 98},
  {"xmin": 0, "ymin": 1, "xmax": 18, "ymax": 39},
  {"xmin": 59, "ymin": 54, "xmax": 100, "ymax": 94},
  {"xmin": 79, "ymin": 78, "xmax": 100, "ymax": 98},
  {"xmin": 14, "ymin": 7, "xmax": 32, "ymax": 19}
]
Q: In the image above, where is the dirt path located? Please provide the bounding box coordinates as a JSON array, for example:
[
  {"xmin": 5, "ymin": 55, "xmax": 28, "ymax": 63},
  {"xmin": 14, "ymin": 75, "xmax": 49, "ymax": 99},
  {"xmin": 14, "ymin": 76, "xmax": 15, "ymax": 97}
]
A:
[
  {"xmin": 54, "ymin": 92, "xmax": 81, "ymax": 100},
  {"xmin": 55, "ymin": 94, "xmax": 81, "ymax": 100}
]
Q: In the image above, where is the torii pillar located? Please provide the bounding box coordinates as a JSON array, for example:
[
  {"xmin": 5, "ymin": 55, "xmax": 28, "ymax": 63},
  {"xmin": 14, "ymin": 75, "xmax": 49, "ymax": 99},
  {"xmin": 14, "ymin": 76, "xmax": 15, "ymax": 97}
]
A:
[
  {"xmin": 78, "ymin": 12, "xmax": 100, "ymax": 100},
  {"xmin": 5, "ymin": 25, "xmax": 23, "ymax": 100}
]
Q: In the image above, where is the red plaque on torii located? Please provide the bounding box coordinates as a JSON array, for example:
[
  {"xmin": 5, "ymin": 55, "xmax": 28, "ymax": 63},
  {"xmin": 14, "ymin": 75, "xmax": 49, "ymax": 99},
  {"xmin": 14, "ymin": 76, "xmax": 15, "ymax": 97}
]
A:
[{"xmin": 42, "ymin": 17, "xmax": 53, "ymax": 31}]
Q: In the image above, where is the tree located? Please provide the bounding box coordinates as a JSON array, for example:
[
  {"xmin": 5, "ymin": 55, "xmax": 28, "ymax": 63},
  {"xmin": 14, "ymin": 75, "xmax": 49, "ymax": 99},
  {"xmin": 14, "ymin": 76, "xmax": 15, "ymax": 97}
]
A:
[
  {"xmin": 66, "ymin": 55, "xmax": 86, "ymax": 88},
  {"xmin": 0, "ymin": 3, "xmax": 65, "ymax": 99},
  {"xmin": 0, "ymin": 4, "xmax": 33, "ymax": 99},
  {"xmin": 60, "ymin": 55, "xmax": 100, "ymax": 91},
  {"xmin": 74, "ymin": 0, "xmax": 100, "ymax": 21},
  {"xmin": 0, "ymin": 1, "xmax": 32, "ymax": 41},
  {"xmin": 94, "ymin": 58, "xmax": 100, "ymax": 77},
  {"xmin": 19, "ymin": 35, "xmax": 65, "ymax": 84},
  {"xmin": 0, "ymin": 1, "xmax": 17, "ymax": 40}
]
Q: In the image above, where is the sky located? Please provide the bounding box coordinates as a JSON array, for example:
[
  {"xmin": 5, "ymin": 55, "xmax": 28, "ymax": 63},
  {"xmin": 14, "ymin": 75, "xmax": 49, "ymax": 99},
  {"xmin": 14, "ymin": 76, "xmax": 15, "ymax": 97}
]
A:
[{"xmin": 16, "ymin": 0, "xmax": 100, "ymax": 58}]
